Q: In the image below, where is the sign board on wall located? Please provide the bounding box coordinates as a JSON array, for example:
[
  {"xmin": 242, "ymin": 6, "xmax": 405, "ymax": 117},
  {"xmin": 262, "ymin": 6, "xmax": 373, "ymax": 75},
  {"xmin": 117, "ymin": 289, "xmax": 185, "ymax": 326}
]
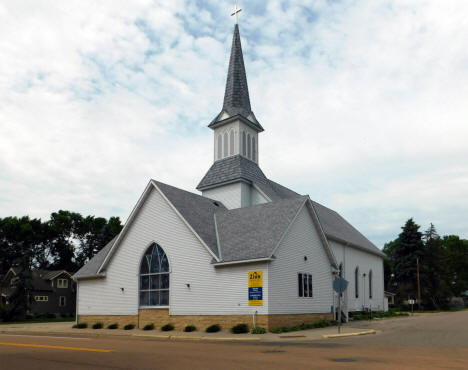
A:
[{"xmin": 248, "ymin": 270, "xmax": 263, "ymax": 306}]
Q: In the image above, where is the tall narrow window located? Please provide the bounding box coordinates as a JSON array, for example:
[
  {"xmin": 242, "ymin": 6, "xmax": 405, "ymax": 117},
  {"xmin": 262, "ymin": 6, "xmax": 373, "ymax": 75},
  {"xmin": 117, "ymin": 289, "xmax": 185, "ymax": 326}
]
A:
[
  {"xmin": 223, "ymin": 132, "xmax": 228, "ymax": 157},
  {"xmin": 369, "ymin": 270, "xmax": 373, "ymax": 299},
  {"xmin": 252, "ymin": 137, "xmax": 256, "ymax": 162},
  {"xmin": 217, "ymin": 135, "xmax": 222, "ymax": 159},
  {"xmin": 139, "ymin": 243, "xmax": 170, "ymax": 307},
  {"xmin": 247, "ymin": 134, "xmax": 251, "ymax": 159},
  {"xmin": 298, "ymin": 273, "xmax": 303, "ymax": 297},
  {"xmin": 355, "ymin": 267, "xmax": 359, "ymax": 298},
  {"xmin": 229, "ymin": 130, "xmax": 234, "ymax": 156},
  {"xmin": 242, "ymin": 131, "xmax": 246, "ymax": 156},
  {"xmin": 339, "ymin": 263, "xmax": 343, "ymax": 278},
  {"xmin": 298, "ymin": 273, "xmax": 313, "ymax": 298}
]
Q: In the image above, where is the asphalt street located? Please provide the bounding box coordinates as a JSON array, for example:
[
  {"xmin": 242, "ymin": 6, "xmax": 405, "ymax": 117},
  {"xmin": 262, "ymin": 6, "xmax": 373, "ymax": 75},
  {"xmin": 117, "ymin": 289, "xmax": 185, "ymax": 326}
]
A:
[{"xmin": 0, "ymin": 310, "xmax": 467, "ymax": 369}]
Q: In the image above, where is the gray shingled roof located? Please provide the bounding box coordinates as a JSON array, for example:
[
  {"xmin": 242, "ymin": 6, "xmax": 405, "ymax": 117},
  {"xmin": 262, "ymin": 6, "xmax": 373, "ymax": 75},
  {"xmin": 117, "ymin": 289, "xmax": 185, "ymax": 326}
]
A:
[
  {"xmin": 208, "ymin": 24, "xmax": 262, "ymax": 131},
  {"xmin": 153, "ymin": 180, "xmax": 227, "ymax": 258},
  {"xmin": 311, "ymin": 201, "xmax": 385, "ymax": 257},
  {"xmin": 197, "ymin": 155, "xmax": 270, "ymax": 190},
  {"xmin": 216, "ymin": 196, "xmax": 307, "ymax": 262},
  {"xmin": 73, "ymin": 236, "xmax": 116, "ymax": 279}
]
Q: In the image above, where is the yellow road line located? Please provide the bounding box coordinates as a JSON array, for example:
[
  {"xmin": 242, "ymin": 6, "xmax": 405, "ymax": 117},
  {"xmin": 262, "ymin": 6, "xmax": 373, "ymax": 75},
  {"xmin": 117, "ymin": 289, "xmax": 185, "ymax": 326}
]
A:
[{"xmin": 0, "ymin": 342, "xmax": 115, "ymax": 353}]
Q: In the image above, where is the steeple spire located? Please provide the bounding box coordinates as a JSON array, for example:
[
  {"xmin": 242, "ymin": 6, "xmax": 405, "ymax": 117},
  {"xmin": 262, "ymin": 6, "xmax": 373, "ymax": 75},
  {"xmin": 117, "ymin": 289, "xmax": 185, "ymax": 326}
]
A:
[
  {"xmin": 209, "ymin": 21, "xmax": 263, "ymax": 131},
  {"xmin": 222, "ymin": 24, "xmax": 251, "ymax": 118}
]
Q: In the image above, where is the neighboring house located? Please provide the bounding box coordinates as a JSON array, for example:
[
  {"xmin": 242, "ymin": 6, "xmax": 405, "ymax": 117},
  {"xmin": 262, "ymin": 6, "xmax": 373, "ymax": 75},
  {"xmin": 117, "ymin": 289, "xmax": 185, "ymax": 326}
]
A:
[
  {"xmin": 74, "ymin": 23, "xmax": 386, "ymax": 331},
  {"xmin": 0, "ymin": 267, "xmax": 76, "ymax": 317}
]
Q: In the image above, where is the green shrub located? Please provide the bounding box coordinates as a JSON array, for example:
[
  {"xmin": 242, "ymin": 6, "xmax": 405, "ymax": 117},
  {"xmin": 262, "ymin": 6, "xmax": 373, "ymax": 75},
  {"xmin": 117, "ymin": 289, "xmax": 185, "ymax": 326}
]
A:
[
  {"xmin": 231, "ymin": 323, "xmax": 249, "ymax": 334},
  {"xmin": 184, "ymin": 325, "xmax": 196, "ymax": 332},
  {"xmin": 124, "ymin": 324, "xmax": 135, "ymax": 330},
  {"xmin": 92, "ymin": 322, "xmax": 103, "ymax": 329},
  {"xmin": 107, "ymin": 323, "xmax": 118, "ymax": 329},
  {"xmin": 143, "ymin": 323, "xmax": 155, "ymax": 330},
  {"xmin": 270, "ymin": 327, "xmax": 283, "ymax": 334},
  {"xmin": 72, "ymin": 322, "xmax": 87, "ymax": 329},
  {"xmin": 251, "ymin": 326, "xmax": 266, "ymax": 334},
  {"xmin": 161, "ymin": 323, "xmax": 174, "ymax": 331},
  {"xmin": 205, "ymin": 324, "xmax": 221, "ymax": 333}
]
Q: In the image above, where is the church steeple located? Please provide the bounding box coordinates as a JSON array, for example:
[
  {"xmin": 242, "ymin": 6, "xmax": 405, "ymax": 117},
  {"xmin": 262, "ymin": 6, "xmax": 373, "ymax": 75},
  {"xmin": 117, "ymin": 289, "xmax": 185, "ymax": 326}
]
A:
[
  {"xmin": 222, "ymin": 24, "xmax": 251, "ymax": 118},
  {"xmin": 208, "ymin": 23, "xmax": 263, "ymax": 132}
]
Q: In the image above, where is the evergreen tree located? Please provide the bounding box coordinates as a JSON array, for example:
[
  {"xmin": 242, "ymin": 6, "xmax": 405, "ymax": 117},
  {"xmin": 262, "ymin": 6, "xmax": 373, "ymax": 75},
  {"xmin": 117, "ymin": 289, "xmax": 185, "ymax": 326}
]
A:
[
  {"xmin": 392, "ymin": 218, "xmax": 424, "ymax": 302},
  {"xmin": 421, "ymin": 224, "xmax": 451, "ymax": 309}
]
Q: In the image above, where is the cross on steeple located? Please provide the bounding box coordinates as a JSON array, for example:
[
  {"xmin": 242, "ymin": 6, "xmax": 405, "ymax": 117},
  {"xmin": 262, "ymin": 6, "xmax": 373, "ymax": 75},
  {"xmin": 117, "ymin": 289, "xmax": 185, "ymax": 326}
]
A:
[{"xmin": 231, "ymin": 4, "xmax": 242, "ymax": 24}]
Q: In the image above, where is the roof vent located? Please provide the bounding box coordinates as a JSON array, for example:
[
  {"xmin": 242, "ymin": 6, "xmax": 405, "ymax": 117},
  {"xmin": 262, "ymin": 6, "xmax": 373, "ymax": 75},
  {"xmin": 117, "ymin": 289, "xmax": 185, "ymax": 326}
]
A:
[{"xmin": 213, "ymin": 201, "xmax": 220, "ymax": 207}]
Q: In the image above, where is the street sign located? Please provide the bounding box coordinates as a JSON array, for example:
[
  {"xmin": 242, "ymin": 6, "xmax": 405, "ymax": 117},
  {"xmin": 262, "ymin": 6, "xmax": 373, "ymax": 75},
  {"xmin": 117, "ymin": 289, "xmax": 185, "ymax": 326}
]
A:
[
  {"xmin": 248, "ymin": 270, "xmax": 263, "ymax": 306},
  {"xmin": 333, "ymin": 277, "xmax": 348, "ymax": 293}
]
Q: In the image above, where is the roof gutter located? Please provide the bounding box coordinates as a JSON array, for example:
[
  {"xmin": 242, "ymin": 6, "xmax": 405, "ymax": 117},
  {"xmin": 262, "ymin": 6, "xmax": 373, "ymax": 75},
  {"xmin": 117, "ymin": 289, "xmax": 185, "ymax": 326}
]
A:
[
  {"xmin": 326, "ymin": 234, "xmax": 386, "ymax": 258},
  {"xmin": 212, "ymin": 257, "xmax": 274, "ymax": 267},
  {"xmin": 73, "ymin": 273, "xmax": 106, "ymax": 281}
]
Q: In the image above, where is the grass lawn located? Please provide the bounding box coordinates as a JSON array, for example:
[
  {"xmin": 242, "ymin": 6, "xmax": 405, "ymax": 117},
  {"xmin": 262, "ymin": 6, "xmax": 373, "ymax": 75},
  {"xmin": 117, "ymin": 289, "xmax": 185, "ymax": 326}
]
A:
[{"xmin": 0, "ymin": 317, "xmax": 75, "ymax": 325}]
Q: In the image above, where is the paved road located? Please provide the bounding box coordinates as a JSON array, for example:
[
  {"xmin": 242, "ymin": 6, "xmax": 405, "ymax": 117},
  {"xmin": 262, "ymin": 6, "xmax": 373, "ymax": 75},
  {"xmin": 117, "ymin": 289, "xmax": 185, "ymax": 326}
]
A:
[{"xmin": 0, "ymin": 311, "xmax": 467, "ymax": 369}]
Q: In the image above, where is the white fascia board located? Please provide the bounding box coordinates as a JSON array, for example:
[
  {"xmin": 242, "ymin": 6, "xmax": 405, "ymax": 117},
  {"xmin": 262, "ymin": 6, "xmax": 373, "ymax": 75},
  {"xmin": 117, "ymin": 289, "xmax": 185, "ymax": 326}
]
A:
[
  {"xmin": 213, "ymin": 214, "xmax": 222, "ymax": 260},
  {"xmin": 48, "ymin": 270, "xmax": 74, "ymax": 280},
  {"xmin": 268, "ymin": 197, "xmax": 308, "ymax": 259},
  {"xmin": 151, "ymin": 180, "xmax": 221, "ymax": 262},
  {"xmin": 308, "ymin": 199, "xmax": 339, "ymax": 269},
  {"xmin": 97, "ymin": 181, "xmax": 154, "ymax": 274},
  {"xmin": 212, "ymin": 257, "xmax": 273, "ymax": 267}
]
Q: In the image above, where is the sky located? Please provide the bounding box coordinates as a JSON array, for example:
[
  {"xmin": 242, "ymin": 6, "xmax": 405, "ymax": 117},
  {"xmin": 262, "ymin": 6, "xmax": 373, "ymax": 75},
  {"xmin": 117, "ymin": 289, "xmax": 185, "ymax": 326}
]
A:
[{"xmin": 1, "ymin": 0, "xmax": 467, "ymax": 248}]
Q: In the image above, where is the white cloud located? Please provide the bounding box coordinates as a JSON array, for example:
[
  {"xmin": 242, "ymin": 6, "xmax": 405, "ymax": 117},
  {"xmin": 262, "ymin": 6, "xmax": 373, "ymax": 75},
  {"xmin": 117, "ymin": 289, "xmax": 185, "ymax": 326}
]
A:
[{"xmin": 0, "ymin": 0, "xmax": 467, "ymax": 247}]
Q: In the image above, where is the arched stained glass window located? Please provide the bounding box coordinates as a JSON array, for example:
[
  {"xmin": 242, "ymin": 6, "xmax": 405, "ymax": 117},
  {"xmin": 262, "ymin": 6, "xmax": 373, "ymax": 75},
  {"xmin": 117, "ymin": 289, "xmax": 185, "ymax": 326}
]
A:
[
  {"xmin": 139, "ymin": 243, "xmax": 169, "ymax": 307},
  {"xmin": 242, "ymin": 131, "xmax": 246, "ymax": 156},
  {"xmin": 229, "ymin": 130, "xmax": 234, "ymax": 156},
  {"xmin": 247, "ymin": 134, "xmax": 251, "ymax": 159},
  {"xmin": 217, "ymin": 135, "xmax": 222, "ymax": 159},
  {"xmin": 355, "ymin": 267, "xmax": 359, "ymax": 298},
  {"xmin": 369, "ymin": 270, "xmax": 373, "ymax": 299},
  {"xmin": 223, "ymin": 132, "xmax": 228, "ymax": 157},
  {"xmin": 252, "ymin": 137, "xmax": 256, "ymax": 162}
]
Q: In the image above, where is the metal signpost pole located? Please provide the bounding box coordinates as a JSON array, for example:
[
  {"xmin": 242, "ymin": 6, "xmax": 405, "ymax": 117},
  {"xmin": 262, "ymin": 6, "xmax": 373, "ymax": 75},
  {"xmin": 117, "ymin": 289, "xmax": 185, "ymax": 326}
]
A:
[{"xmin": 338, "ymin": 292, "xmax": 341, "ymax": 334}]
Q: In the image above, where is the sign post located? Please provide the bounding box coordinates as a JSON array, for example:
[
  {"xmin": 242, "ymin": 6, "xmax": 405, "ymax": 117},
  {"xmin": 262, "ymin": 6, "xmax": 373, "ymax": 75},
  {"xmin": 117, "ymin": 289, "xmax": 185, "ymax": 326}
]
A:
[
  {"xmin": 248, "ymin": 271, "xmax": 263, "ymax": 306},
  {"xmin": 333, "ymin": 277, "xmax": 349, "ymax": 334}
]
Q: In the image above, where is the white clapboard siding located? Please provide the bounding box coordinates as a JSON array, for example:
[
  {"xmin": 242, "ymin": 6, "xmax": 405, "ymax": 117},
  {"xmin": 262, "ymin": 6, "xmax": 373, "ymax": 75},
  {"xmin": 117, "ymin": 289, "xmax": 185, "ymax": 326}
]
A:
[
  {"xmin": 329, "ymin": 240, "xmax": 385, "ymax": 312},
  {"xmin": 202, "ymin": 182, "xmax": 243, "ymax": 210},
  {"xmin": 78, "ymin": 185, "xmax": 269, "ymax": 316},
  {"xmin": 268, "ymin": 205, "xmax": 334, "ymax": 314}
]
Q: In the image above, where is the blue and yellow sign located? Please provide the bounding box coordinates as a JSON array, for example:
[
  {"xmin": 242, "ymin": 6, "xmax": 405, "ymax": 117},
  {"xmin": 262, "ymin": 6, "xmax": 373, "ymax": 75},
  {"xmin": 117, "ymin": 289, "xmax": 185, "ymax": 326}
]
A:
[{"xmin": 248, "ymin": 270, "xmax": 263, "ymax": 306}]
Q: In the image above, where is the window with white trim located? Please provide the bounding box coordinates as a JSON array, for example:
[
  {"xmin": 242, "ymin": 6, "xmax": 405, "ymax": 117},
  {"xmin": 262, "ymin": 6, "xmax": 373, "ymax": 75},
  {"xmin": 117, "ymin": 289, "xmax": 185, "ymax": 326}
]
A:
[
  {"xmin": 298, "ymin": 273, "xmax": 313, "ymax": 297},
  {"xmin": 35, "ymin": 296, "xmax": 49, "ymax": 302},
  {"xmin": 59, "ymin": 296, "xmax": 66, "ymax": 307},
  {"xmin": 57, "ymin": 278, "xmax": 68, "ymax": 288},
  {"xmin": 139, "ymin": 243, "xmax": 170, "ymax": 307}
]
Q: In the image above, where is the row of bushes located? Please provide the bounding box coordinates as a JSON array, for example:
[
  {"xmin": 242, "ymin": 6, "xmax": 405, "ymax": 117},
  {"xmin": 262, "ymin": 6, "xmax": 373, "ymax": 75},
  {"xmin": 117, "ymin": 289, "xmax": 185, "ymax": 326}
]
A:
[
  {"xmin": 73, "ymin": 322, "xmax": 267, "ymax": 334},
  {"xmin": 350, "ymin": 310, "xmax": 409, "ymax": 321},
  {"xmin": 270, "ymin": 320, "xmax": 338, "ymax": 334}
]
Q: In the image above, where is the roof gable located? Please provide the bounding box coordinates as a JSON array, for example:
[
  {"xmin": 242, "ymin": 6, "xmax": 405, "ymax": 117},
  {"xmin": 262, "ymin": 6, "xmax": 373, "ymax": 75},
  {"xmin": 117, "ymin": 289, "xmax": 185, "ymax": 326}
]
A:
[{"xmin": 215, "ymin": 196, "xmax": 307, "ymax": 262}]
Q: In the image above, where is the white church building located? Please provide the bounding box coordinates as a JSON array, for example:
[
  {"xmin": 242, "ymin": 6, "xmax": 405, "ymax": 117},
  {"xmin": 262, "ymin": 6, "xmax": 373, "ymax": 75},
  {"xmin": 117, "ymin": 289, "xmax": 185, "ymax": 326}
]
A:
[{"xmin": 74, "ymin": 21, "xmax": 386, "ymax": 331}]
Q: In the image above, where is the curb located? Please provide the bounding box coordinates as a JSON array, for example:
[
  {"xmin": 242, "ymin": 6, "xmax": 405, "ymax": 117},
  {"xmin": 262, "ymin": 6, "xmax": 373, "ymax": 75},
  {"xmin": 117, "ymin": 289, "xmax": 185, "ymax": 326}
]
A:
[
  {"xmin": 131, "ymin": 334, "xmax": 261, "ymax": 342},
  {"xmin": 323, "ymin": 329, "xmax": 376, "ymax": 339}
]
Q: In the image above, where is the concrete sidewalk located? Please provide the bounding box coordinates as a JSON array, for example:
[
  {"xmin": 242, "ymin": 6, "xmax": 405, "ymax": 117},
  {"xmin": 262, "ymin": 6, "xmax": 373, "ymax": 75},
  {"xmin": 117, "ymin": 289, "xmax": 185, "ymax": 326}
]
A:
[{"xmin": 0, "ymin": 321, "xmax": 374, "ymax": 342}]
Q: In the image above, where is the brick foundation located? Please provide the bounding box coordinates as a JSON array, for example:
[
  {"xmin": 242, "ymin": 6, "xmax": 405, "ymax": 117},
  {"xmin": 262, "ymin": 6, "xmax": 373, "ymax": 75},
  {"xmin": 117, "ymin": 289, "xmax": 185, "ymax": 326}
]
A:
[{"xmin": 79, "ymin": 311, "xmax": 333, "ymax": 331}]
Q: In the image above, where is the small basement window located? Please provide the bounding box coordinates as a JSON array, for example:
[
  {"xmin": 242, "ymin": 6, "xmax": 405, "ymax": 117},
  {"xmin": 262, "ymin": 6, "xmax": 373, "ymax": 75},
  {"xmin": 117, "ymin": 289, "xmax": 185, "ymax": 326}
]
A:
[{"xmin": 298, "ymin": 273, "xmax": 313, "ymax": 298}]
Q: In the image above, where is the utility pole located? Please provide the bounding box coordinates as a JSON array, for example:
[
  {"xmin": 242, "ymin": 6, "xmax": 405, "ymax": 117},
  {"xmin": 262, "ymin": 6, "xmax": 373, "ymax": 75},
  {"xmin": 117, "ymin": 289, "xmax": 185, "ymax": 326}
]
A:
[{"xmin": 417, "ymin": 257, "xmax": 421, "ymax": 310}]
